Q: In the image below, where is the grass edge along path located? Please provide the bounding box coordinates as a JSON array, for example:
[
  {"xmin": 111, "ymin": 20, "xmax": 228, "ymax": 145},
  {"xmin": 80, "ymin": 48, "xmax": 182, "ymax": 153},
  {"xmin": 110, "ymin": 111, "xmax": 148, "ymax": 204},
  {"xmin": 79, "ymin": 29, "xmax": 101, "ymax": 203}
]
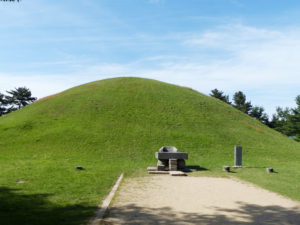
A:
[{"xmin": 89, "ymin": 173, "xmax": 123, "ymax": 225}]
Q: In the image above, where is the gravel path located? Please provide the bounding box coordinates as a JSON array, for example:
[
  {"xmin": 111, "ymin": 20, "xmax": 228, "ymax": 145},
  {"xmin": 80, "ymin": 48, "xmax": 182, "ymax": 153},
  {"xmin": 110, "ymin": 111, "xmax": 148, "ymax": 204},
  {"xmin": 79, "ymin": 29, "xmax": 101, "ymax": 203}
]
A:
[{"xmin": 103, "ymin": 176, "xmax": 300, "ymax": 225}]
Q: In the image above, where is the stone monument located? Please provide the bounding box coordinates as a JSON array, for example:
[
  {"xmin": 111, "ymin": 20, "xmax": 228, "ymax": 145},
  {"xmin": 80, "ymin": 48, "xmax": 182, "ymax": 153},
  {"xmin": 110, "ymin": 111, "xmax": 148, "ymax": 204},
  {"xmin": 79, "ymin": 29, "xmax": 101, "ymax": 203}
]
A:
[
  {"xmin": 155, "ymin": 146, "xmax": 188, "ymax": 171},
  {"xmin": 234, "ymin": 145, "xmax": 242, "ymax": 167}
]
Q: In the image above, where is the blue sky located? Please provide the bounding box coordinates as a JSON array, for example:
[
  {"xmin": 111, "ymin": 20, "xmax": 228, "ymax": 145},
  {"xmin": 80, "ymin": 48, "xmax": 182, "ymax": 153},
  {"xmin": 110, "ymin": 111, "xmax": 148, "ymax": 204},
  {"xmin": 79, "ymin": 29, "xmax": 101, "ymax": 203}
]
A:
[{"xmin": 1, "ymin": 0, "xmax": 300, "ymax": 115}]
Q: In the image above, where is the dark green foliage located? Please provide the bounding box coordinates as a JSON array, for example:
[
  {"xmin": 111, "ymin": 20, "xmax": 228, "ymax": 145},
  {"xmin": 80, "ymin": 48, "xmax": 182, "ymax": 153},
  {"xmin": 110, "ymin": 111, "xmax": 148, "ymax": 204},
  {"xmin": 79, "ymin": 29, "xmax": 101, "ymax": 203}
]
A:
[
  {"xmin": 269, "ymin": 96, "xmax": 300, "ymax": 141},
  {"xmin": 287, "ymin": 96, "xmax": 300, "ymax": 141},
  {"xmin": 0, "ymin": 93, "xmax": 7, "ymax": 116},
  {"xmin": 250, "ymin": 106, "xmax": 269, "ymax": 124},
  {"xmin": 209, "ymin": 88, "xmax": 300, "ymax": 140},
  {"xmin": 209, "ymin": 88, "xmax": 231, "ymax": 104},
  {"xmin": 270, "ymin": 107, "xmax": 291, "ymax": 133},
  {"xmin": 5, "ymin": 87, "xmax": 37, "ymax": 110},
  {"xmin": 233, "ymin": 91, "xmax": 252, "ymax": 114},
  {"xmin": 209, "ymin": 89, "xmax": 270, "ymax": 124},
  {"xmin": 0, "ymin": 87, "xmax": 36, "ymax": 117}
]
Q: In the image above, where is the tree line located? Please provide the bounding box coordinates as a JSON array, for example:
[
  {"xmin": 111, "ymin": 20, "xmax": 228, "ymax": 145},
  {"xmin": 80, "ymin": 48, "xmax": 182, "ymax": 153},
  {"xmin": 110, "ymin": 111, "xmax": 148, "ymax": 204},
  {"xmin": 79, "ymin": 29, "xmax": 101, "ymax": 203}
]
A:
[
  {"xmin": 0, "ymin": 87, "xmax": 37, "ymax": 116},
  {"xmin": 210, "ymin": 89, "xmax": 300, "ymax": 142}
]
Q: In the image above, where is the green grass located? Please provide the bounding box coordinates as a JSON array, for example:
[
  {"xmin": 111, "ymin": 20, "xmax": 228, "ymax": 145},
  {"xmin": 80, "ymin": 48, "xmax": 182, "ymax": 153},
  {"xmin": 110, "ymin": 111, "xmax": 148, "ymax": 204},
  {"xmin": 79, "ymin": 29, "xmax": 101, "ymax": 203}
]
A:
[{"xmin": 0, "ymin": 77, "xmax": 299, "ymax": 225}]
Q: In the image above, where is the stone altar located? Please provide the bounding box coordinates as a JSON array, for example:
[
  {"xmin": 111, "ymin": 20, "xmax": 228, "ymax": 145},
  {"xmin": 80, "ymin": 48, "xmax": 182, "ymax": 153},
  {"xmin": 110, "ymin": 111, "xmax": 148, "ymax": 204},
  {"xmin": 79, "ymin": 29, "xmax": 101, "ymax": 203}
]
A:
[{"xmin": 155, "ymin": 146, "xmax": 188, "ymax": 171}]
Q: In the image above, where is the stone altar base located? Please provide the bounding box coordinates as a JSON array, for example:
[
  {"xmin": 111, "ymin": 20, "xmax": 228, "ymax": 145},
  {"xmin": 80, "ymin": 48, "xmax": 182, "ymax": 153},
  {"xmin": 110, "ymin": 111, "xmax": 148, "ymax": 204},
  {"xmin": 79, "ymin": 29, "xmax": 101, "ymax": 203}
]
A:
[{"xmin": 147, "ymin": 168, "xmax": 187, "ymax": 176}]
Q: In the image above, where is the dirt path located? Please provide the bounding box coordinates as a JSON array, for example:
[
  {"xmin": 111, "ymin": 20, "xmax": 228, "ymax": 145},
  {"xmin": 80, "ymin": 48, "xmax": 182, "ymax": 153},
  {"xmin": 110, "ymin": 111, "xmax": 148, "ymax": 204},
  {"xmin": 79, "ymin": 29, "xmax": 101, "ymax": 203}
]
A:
[{"xmin": 103, "ymin": 176, "xmax": 300, "ymax": 225}]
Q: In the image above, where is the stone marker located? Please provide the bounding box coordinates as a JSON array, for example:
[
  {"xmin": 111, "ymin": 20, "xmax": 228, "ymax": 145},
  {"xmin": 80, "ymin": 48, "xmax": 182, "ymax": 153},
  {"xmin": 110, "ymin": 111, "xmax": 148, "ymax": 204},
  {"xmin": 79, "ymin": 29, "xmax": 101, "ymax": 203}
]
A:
[
  {"xmin": 234, "ymin": 146, "xmax": 242, "ymax": 167},
  {"xmin": 266, "ymin": 167, "xmax": 274, "ymax": 173}
]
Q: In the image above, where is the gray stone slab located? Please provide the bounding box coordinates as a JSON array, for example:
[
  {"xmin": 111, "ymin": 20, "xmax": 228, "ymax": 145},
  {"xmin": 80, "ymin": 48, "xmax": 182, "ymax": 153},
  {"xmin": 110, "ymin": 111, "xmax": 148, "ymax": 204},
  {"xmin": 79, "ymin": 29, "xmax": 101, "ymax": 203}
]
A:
[
  {"xmin": 148, "ymin": 171, "xmax": 169, "ymax": 174},
  {"xmin": 155, "ymin": 152, "xmax": 188, "ymax": 160},
  {"xmin": 169, "ymin": 171, "xmax": 187, "ymax": 176},
  {"xmin": 147, "ymin": 166, "xmax": 157, "ymax": 171},
  {"xmin": 234, "ymin": 146, "xmax": 242, "ymax": 167}
]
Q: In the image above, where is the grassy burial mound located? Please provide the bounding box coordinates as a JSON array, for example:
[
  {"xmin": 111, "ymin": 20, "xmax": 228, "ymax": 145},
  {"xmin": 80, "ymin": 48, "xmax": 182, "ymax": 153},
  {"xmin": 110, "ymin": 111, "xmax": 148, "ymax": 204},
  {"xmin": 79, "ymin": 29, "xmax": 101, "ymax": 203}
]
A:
[{"xmin": 0, "ymin": 77, "xmax": 299, "ymax": 225}]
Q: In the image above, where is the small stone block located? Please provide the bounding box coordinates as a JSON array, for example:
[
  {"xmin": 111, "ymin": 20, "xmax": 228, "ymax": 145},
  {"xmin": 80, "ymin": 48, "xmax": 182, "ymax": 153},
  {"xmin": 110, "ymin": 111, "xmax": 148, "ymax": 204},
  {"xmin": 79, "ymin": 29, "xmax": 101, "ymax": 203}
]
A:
[
  {"xmin": 223, "ymin": 166, "xmax": 230, "ymax": 172},
  {"xmin": 147, "ymin": 166, "xmax": 157, "ymax": 171},
  {"xmin": 169, "ymin": 159, "xmax": 178, "ymax": 171},
  {"xmin": 169, "ymin": 171, "xmax": 187, "ymax": 176},
  {"xmin": 148, "ymin": 171, "xmax": 169, "ymax": 174},
  {"xmin": 266, "ymin": 168, "xmax": 274, "ymax": 173},
  {"xmin": 16, "ymin": 180, "xmax": 27, "ymax": 183}
]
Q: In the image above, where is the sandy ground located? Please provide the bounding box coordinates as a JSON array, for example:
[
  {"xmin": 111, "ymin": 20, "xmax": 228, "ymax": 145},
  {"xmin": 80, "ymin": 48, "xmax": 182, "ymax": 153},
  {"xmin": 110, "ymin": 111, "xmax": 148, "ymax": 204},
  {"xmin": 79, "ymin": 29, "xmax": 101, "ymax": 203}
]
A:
[{"xmin": 103, "ymin": 176, "xmax": 300, "ymax": 225}]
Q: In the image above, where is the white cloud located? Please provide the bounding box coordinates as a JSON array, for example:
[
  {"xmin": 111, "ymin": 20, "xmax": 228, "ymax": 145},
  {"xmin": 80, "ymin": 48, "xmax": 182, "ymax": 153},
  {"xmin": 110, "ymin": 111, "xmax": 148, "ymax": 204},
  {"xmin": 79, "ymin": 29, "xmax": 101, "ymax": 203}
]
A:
[{"xmin": 2, "ymin": 24, "xmax": 300, "ymax": 116}]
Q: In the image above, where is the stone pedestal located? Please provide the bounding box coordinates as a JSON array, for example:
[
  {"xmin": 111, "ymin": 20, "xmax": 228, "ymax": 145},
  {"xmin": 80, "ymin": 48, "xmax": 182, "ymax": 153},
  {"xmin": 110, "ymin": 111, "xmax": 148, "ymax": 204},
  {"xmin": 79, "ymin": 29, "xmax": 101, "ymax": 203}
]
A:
[
  {"xmin": 169, "ymin": 159, "xmax": 177, "ymax": 171},
  {"xmin": 154, "ymin": 146, "xmax": 188, "ymax": 171}
]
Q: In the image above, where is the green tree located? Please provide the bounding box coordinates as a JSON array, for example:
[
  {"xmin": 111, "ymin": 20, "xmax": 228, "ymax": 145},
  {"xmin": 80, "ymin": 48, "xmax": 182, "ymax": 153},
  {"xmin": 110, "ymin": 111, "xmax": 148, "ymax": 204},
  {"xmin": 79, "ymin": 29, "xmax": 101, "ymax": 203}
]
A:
[
  {"xmin": 250, "ymin": 106, "xmax": 269, "ymax": 124},
  {"xmin": 233, "ymin": 91, "xmax": 252, "ymax": 114},
  {"xmin": 5, "ymin": 87, "xmax": 37, "ymax": 110},
  {"xmin": 209, "ymin": 88, "xmax": 231, "ymax": 104},
  {"xmin": 0, "ymin": 93, "xmax": 7, "ymax": 116},
  {"xmin": 269, "ymin": 96, "xmax": 300, "ymax": 141},
  {"xmin": 287, "ymin": 95, "xmax": 300, "ymax": 141},
  {"xmin": 269, "ymin": 107, "xmax": 290, "ymax": 134}
]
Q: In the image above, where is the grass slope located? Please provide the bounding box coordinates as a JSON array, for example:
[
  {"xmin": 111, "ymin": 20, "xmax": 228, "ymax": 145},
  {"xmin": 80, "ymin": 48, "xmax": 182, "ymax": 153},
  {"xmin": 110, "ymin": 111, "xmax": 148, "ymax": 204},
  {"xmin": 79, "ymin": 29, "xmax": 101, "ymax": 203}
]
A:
[{"xmin": 0, "ymin": 77, "xmax": 299, "ymax": 224}]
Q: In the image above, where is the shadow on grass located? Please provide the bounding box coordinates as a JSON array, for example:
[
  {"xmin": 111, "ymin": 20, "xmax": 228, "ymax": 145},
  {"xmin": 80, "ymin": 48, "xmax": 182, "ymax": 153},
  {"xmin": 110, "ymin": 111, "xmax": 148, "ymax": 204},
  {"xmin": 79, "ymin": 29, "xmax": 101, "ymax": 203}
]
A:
[
  {"xmin": 0, "ymin": 187, "xmax": 96, "ymax": 225},
  {"xmin": 103, "ymin": 202, "xmax": 300, "ymax": 225},
  {"xmin": 184, "ymin": 165, "xmax": 208, "ymax": 172}
]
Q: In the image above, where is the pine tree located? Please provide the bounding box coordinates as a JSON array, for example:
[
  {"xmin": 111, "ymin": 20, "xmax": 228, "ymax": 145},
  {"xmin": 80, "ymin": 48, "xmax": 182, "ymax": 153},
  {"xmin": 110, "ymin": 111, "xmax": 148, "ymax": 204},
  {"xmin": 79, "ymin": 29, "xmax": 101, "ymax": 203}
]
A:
[
  {"xmin": 287, "ymin": 96, "xmax": 300, "ymax": 141},
  {"xmin": 250, "ymin": 106, "xmax": 269, "ymax": 124},
  {"xmin": 5, "ymin": 87, "xmax": 37, "ymax": 110},
  {"xmin": 233, "ymin": 91, "xmax": 252, "ymax": 114},
  {"xmin": 0, "ymin": 93, "xmax": 7, "ymax": 116},
  {"xmin": 209, "ymin": 88, "xmax": 231, "ymax": 104}
]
